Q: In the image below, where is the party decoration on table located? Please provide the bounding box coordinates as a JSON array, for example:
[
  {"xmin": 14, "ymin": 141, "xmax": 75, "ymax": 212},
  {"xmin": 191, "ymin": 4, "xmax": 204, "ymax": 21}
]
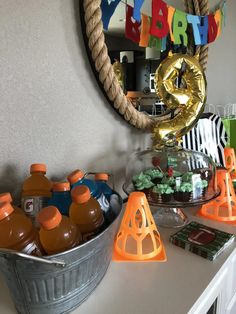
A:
[
  {"xmin": 222, "ymin": 118, "xmax": 236, "ymax": 151},
  {"xmin": 197, "ymin": 169, "xmax": 236, "ymax": 224},
  {"xmin": 101, "ymin": 0, "xmax": 121, "ymax": 30},
  {"xmin": 152, "ymin": 52, "xmax": 207, "ymax": 148},
  {"xmin": 224, "ymin": 147, "xmax": 236, "ymax": 181},
  {"xmin": 101, "ymin": 0, "xmax": 227, "ymax": 49},
  {"xmin": 113, "ymin": 192, "xmax": 166, "ymax": 262},
  {"xmin": 170, "ymin": 221, "xmax": 235, "ymax": 261},
  {"xmin": 182, "ymin": 113, "xmax": 227, "ymax": 167}
]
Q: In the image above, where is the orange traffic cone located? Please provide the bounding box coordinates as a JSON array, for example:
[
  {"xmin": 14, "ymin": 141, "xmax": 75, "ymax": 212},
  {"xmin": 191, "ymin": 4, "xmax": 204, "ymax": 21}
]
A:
[
  {"xmin": 113, "ymin": 192, "xmax": 166, "ymax": 262},
  {"xmin": 224, "ymin": 147, "xmax": 236, "ymax": 181},
  {"xmin": 198, "ymin": 169, "xmax": 236, "ymax": 224}
]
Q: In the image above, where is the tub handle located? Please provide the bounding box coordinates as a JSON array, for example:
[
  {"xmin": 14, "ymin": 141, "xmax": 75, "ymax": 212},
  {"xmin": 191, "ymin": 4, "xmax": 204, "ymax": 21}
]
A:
[{"xmin": 0, "ymin": 248, "xmax": 66, "ymax": 267}]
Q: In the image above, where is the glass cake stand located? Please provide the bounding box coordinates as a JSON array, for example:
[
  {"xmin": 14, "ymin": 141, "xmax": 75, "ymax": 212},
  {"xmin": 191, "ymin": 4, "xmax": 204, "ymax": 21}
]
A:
[{"xmin": 123, "ymin": 146, "xmax": 220, "ymax": 228}]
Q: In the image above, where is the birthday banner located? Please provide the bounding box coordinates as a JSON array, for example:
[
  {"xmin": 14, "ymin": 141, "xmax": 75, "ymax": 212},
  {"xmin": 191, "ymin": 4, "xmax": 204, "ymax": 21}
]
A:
[{"xmin": 101, "ymin": 0, "xmax": 226, "ymax": 50}]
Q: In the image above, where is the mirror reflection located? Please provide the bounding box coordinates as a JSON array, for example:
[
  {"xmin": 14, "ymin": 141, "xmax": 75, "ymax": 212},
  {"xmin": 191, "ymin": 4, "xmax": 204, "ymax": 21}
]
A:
[{"xmin": 104, "ymin": 0, "xmax": 177, "ymax": 116}]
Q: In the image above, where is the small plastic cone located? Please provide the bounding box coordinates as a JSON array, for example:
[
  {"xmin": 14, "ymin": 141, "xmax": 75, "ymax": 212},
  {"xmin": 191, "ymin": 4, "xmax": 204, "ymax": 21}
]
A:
[
  {"xmin": 224, "ymin": 148, "xmax": 236, "ymax": 181},
  {"xmin": 113, "ymin": 192, "xmax": 166, "ymax": 262},
  {"xmin": 198, "ymin": 169, "xmax": 236, "ymax": 224}
]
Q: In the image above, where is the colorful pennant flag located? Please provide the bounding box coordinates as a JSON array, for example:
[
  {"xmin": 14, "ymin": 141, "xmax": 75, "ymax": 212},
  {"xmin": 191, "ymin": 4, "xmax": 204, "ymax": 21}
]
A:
[
  {"xmin": 125, "ymin": 5, "xmax": 141, "ymax": 43},
  {"xmin": 150, "ymin": 0, "xmax": 169, "ymax": 39},
  {"xmin": 168, "ymin": 6, "xmax": 175, "ymax": 42},
  {"xmin": 161, "ymin": 36, "xmax": 167, "ymax": 51},
  {"xmin": 208, "ymin": 14, "xmax": 218, "ymax": 43},
  {"xmin": 101, "ymin": 0, "xmax": 121, "ymax": 31},
  {"xmin": 133, "ymin": 0, "xmax": 145, "ymax": 22},
  {"xmin": 173, "ymin": 10, "xmax": 188, "ymax": 46},
  {"xmin": 198, "ymin": 16, "xmax": 208, "ymax": 45},
  {"xmin": 101, "ymin": 0, "xmax": 227, "ymax": 48},
  {"xmin": 187, "ymin": 15, "xmax": 201, "ymax": 45},
  {"xmin": 214, "ymin": 9, "xmax": 222, "ymax": 38},
  {"xmin": 222, "ymin": 2, "xmax": 226, "ymax": 27},
  {"xmin": 139, "ymin": 14, "xmax": 151, "ymax": 47},
  {"xmin": 149, "ymin": 34, "xmax": 162, "ymax": 51}
]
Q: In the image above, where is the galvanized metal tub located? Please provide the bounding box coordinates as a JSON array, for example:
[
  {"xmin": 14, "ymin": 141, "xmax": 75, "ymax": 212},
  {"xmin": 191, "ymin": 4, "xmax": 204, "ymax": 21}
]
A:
[{"xmin": 0, "ymin": 195, "xmax": 123, "ymax": 314}]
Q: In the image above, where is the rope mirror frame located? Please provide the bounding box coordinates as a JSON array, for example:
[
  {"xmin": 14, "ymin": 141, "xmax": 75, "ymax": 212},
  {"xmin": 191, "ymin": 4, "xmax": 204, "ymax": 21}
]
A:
[{"xmin": 80, "ymin": 0, "xmax": 209, "ymax": 130}]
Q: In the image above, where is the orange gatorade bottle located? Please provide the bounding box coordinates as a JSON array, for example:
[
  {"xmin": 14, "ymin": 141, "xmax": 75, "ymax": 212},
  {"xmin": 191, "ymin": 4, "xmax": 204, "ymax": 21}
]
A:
[
  {"xmin": 21, "ymin": 164, "xmax": 52, "ymax": 226},
  {"xmin": 0, "ymin": 192, "xmax": 24, "ymax": 215},
  {"xmin": 37, "ymin": 206, "xmax": 81, "ymax": 255},
  {"xmin": 0, "ymin": 202, "xmax": 43, "ymax": 256},
  {"xmin": 70, "ymin": 185, "xmax": 104, "ymax": 240}
]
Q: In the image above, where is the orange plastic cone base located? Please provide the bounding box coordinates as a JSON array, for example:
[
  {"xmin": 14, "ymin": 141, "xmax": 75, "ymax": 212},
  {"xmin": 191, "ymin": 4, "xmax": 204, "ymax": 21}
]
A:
[
  {"xmin": 113, "ymin": 192, "xmax": 166, "ymax": 262},
  {"xmin": 224, "ymin": 147, "xmax": 236, "ymax": 181},
  {"xmin": 197, "ymin": 169, "xmax": 236, "ymax": 225}
]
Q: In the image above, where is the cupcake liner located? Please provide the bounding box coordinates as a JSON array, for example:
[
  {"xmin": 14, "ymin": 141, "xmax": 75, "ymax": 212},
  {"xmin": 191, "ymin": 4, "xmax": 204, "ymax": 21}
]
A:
[
  {"xmin": 149, "ymin": 191, "xmax": 161, "ymax": 203},
  {"xmin": 161, "ymin": 194, "xmax": 172, "ymax": 203},
  {"xmin": 174, "ymin": 192, "xmax": 191, "ymax": 202},
  {"xmin": 140, "ymin": 188, "xmax": 152, "ymax": 199}
]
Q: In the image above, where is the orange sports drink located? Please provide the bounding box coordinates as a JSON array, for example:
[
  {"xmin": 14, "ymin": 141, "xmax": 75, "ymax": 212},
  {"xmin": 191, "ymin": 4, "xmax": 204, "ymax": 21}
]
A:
[
  {"xmin": 0, "ymin": 192, "xmax": 24, "ymax": 215},
  {"xmin": 70, "ymin": 185, "xmax": 104, "ymax": 240},
  {"xmin": 0, "ymin": 202, "xmax": 43, "ymax": 256},
  {"xmin": 37, "ymin": 206, "xmax": 81, "ymax": 255},
  {"xmin": 21, "ymin": 164, "xmax": 52, "ymax": 227}
]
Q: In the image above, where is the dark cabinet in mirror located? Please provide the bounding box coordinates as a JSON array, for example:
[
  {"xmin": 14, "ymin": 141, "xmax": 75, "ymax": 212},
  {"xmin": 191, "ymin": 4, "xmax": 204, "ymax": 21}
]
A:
[{"xmin": 105, "ymin": 29, "xmax": 168, "ymax": 116}]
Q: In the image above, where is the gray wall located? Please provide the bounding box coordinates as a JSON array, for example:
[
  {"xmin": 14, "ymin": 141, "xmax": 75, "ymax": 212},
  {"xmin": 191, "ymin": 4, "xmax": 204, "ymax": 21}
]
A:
[
  {"xmin": 207, "ymin": 0, "xmax": 236, "ymax": 105},
  {"xmin": 0, "ymin": 0, "xmax": 235, "ymax": 202},
  {"xmin": 0, "ymin": 0, "xmax": 149, "ymax": 201}
]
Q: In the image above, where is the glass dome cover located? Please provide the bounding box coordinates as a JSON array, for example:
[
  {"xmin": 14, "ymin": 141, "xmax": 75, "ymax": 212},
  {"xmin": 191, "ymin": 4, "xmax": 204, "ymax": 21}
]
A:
[{"xmin": 123, "ymin": 146, "xmax": 219, "ymax": 208}]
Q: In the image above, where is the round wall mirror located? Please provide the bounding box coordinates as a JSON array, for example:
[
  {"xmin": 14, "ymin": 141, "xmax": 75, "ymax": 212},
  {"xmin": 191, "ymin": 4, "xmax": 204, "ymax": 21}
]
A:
[{"xmin": 80, "ymin": 0, "xmax": 209, "ymax": 130}]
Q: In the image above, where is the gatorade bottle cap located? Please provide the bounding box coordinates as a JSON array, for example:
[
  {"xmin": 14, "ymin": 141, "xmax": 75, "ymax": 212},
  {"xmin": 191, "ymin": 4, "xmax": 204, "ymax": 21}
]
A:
[
  {"xmin": 37, "ymin": 206, "xmax": 62, "ymax": 230},
  {"xmin": 30, "ymin": 164, "xmax": 47, "ymax": 174},
  {"xmin": 71, "ymin": 185, "xmax": 91, "ymax": 204},
  {"xmin": 0, "ymin": 192, "xmax": 13, "ymax": 203},
  {"xmin": 0, "ymin": 202, "xmax": 14, "ymax": 221},
  {"xmin": 95, "ymin": 173, "xmax": 109, "ymax": 181},
  {"xmin": 67, "ymin": 170, "xmax": 84, "ymax": 184},
  {"xmin": 53, "ymin": 182, "xmax": 70, "ymax": 192}
]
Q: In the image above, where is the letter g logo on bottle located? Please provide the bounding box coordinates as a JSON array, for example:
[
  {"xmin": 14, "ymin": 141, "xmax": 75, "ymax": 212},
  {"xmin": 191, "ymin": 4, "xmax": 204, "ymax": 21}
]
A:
[{"xmin": 24, "ymin": 199, "xmax": 34, "ymax": 213}]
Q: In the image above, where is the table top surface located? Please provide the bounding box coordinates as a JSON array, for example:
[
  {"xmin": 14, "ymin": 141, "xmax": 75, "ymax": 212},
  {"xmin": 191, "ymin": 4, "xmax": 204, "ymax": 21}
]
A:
[{"xmin": 1, "ymin": 207, "xmax": 236, "ymax": 314}]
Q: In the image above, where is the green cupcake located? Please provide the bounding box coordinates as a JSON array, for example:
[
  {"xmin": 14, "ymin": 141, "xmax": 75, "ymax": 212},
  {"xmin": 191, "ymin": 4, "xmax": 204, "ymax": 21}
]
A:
[
  {"xmin": 178, "ymin": 182, "xmax": 193, "ymax": 193},
  {"xmin": 161, "ymin": 175, "xmax": 176, "ymax": 186},
  {"xmin": 132, "ymin": 172, "xmax": 151, "ymax": 183},
  {"xmin": 132, "ymin": 172, "xmax": 154, "ymax": 194},
  {"xmin": 144, "ymin": 168, "xmax": 164, "ymax": 184},
  {"xmin": 182, "ymin": 172, "xmax": 194, "ymax": 182},
  {"xmin": 135, "ymin": 179, "xmax": 154, "ymax": 190},
  {"xmin": 152, "ymin": 184, "xmax": 174, "ymax": 203},
  {"xmin": 174, "ymin": 182, "xmax": 193, "ymax": 202}
]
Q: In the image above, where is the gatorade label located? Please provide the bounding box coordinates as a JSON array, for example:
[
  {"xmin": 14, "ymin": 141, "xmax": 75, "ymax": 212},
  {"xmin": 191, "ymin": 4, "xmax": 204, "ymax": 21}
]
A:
[
  {"xmin": 97, "ymin": 193, "xmax": 110, "ymax": 213},
  {"xmin": 22, "ymin": 196, "xmax": 50, "ymax": 227},
  {"xmin": 22, "ymin": 241, "xmax": 42, "ymax": 256}
]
